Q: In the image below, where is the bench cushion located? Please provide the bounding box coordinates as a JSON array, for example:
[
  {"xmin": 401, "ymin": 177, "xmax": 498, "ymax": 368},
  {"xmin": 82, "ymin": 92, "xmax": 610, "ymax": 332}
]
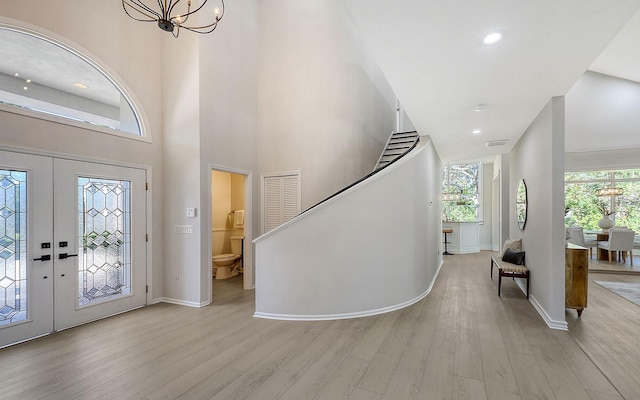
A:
[
  {"xmin": 502, "ymin": 248, "xmax": 525, "ymax": 265},
  {"xmin": 501, "ymin": 238, "xmax": 522, "ymax": 256}
]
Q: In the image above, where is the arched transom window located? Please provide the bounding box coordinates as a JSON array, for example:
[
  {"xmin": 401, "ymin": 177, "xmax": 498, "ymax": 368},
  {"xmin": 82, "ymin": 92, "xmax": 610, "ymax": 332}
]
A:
[{"xmin": 0, "ymin": 25, "xmax": 144, "ymax": 137}]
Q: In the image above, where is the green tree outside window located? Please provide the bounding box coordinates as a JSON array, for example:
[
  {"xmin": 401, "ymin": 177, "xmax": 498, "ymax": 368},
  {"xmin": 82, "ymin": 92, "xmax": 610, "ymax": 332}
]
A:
[
  {"xmin": 565, "ymin": 169, "xmax": 640, "ymax": 232},
  {"xmin": 442, "ymin": 163, "xmax": 480, "ymax": 222}
]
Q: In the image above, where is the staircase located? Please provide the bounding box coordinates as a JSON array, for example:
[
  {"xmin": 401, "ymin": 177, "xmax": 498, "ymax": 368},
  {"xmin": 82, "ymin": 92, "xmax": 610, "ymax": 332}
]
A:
[{"xmin": 374, "ymin": 131, "xmax": 420, "ymax": 171}]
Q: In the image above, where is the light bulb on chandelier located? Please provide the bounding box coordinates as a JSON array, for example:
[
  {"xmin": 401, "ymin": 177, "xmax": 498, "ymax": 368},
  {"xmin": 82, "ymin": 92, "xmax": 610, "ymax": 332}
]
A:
[{"xmin": 122, "ymin": 0, "xmax": 224, "ymax": 38}]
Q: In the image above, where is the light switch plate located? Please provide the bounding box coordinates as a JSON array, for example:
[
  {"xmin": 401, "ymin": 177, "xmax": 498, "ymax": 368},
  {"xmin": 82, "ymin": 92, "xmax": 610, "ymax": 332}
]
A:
[{"xmin": 186, "ymin": 208, "xmax": 196, "ymax": 218}]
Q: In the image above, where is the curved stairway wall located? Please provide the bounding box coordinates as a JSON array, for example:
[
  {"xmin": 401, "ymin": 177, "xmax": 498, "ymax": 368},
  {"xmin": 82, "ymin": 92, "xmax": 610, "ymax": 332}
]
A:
[{"xmin": 254, "ymin": 136, "xmax": 443, "ymax": 320}]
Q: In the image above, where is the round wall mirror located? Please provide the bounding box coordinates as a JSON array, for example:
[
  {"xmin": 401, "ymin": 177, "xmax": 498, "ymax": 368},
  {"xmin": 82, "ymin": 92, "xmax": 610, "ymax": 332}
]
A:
[{"xmin": 516, "ymin": 179, "xmax": 528, "ymax": 230}]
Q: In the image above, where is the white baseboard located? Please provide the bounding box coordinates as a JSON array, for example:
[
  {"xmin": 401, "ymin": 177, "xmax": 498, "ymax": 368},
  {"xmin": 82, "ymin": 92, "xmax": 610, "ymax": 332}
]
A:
[
  {"xmin": 155, "ymin": 297, "xmax": 209, "ymax": 308},
  {"xmin": 515, "ymin": 279, "xmax": 568, "ymax": 330}
]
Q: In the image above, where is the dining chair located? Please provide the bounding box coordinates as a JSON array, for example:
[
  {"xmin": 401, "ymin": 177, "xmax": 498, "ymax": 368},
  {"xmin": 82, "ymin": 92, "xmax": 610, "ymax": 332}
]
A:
[
  {"xmin": 597, "ymin": 228, "xmax": 636, "ymax": 265},
  {"xmin": 568, "ymin": 226, "xmax": 597, "ymax": 258}
]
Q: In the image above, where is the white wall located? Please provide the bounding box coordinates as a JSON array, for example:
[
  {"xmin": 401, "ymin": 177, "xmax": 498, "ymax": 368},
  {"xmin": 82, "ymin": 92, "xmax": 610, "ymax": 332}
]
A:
[
  {"xmin": 493, "ymin": 154, "xmax": 511, "ymax": 249},
  {"xmin": 566, "ymin": 147, "xmax": 640, "ymax": 171},
  {"xmin": 1, "ymin": 3, "xmax": 165, "ymax": 300},
  {"xmin": 161, "ymin": 32, "xmax": 204, "ymax": 306},
  {"xmin": 565, "ymin": 72, "xmax": 640, "ymax": 170},
  {"xmin": 199, "ymin": 0, "xmax": 258, "ymax": 295},
  {"xmin": 566, "ymin": 71, "xmax": 640, "ymax": 152},
  {"xmin": 256, "ymin": 0, "xmax": 398, "ymax": 211},
  {"xmin": 254, "ymin": 137, "xmax": 442, "ymax": 319},
  {"xmin": 509, "ymin": 97, "xmax": 566, "ymax": 330},
  {"xmin": 479, "ymin": 162, "xmax": 493, "ymax": 250}
]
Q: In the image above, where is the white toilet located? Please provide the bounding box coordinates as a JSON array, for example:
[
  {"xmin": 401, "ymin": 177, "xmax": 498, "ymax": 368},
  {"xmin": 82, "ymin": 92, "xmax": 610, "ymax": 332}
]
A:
[{"xmin": 212, "ymin": 235, "xmax": 243, "ymax": 279}]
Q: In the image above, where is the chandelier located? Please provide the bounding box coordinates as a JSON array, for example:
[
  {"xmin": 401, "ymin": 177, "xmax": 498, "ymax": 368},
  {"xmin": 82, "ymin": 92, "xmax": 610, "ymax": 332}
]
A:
[
  {"xmin": 122, "ymin": 0, "xmax": 224, "ymax": 38},
  {"xmin": 596, "ymin": 187, "xmax": 623, "ymax": 197}
]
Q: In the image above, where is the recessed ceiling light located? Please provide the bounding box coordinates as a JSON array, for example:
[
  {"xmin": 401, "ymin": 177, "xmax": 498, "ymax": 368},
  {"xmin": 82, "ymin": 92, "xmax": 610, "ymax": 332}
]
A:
[
  {"xmin": 25, "ymin": 79, "xmax": 31, "ymax": 83},
  {"xmin": 473, "ymin": 129, "xmax": 482, "ymax": 134},
  {"xmin": 474, "ymin": 104, "xmax": 487, "ymax": 112},
  {"xmin": 73, "ymin": 82, "xmax": 88, "ymax": 89},
  {"xmin": 14, "ymin": 73, "xmax": 19, "ymax": 77},
  {"xmin": 23, "ymin": 86, "xmax": 28, "ymax": 91},
  {"xmin": 483, "ymin": 32, "xmax": 503, "ymax": 45}
]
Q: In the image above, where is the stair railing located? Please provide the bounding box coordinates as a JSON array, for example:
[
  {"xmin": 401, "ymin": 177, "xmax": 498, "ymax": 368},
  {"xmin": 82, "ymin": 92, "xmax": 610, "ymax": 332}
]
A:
[{"xmin": 300, "ymin": 131, "xmax": 419, "ymax": 216}]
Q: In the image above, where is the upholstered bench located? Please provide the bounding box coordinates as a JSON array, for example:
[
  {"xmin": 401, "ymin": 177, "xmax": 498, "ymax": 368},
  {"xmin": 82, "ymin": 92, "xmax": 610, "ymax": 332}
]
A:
[{"xmin": 491, "ymin": 248, "xmax": 529, "ymax": 299}]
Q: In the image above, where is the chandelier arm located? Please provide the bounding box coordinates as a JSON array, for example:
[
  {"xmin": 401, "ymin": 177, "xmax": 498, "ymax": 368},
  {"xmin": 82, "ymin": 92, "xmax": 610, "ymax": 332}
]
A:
[
  {"xmin": 123, "ymin": 0, "xmax": 160, "ymax": 18},
  {"xmin": 170, "ymin": 0, "xmax": 191, "ymax": 26},
  {"xmin": 122, "ymin": 0, "xmax": 161, "ymax": 21},
  {"xmin": 179, "ymin": 0, "xmax": 223, "ymax": 21},
  {"xmin": 178, "ymin": 0, "xmax": 207, "ymax": 18},
  {"xmin": 181, "ymin": 21, "xmax": 220, "ymax": 34},
  {"xmin": 172, "ymin": 14, "xmax": 190, "ymax": 25},
  {"xmin": 181, "ymin": 20, "xmax": 219, "ymax": 31},
  {"xmin": 179, "ymin": 0, "xmax": 224, "ymax": 29},
  {"xmin": 167, "ymin": 0, "xmax": 182, "ymax": 16},
  {"xmin": 160, "ymin": 0, "xmax": 171, "ymax": 20}
]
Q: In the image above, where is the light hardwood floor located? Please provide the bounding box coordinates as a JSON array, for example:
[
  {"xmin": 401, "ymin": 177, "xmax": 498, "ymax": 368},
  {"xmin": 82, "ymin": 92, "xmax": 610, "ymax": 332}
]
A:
[
  {"xmin": 588, "ymin": 254, "xmax": 640, "ymax": 275},
  {"xmin": 1, "ymin": 252, "xmax": 639, "ymax": 400}
]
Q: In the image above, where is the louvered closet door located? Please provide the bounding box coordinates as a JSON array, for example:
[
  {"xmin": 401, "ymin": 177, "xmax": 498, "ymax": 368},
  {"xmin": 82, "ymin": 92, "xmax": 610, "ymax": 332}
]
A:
[{"xmin": 263, "ymin": 173, "xmax": 300, "ymax": 233}]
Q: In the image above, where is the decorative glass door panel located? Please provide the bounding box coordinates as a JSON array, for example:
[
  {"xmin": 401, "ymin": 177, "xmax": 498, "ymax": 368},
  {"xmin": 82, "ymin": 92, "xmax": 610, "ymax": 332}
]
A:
[
  {"xmin": 0, "ymin": 170, "xmax": 27, "ymax": 326},
  {"xmin": 0, "ymin": 152, "xmax": 53, "ymax": 349},
  {"xmin": 78, "ymin": 177, "xmax": 132, "ymax": 307}
]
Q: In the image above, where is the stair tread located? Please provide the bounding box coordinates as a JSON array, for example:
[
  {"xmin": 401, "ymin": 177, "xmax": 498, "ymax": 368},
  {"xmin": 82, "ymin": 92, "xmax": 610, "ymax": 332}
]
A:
[{"xmin": 375, "ymin": 132, "xmax": 418, "ymax": 171}]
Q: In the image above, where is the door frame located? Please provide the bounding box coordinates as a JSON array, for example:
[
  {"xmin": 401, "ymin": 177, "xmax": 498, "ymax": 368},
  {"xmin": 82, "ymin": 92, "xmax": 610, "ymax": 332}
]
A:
[
  {"xmin": 0, "ymin": 146, "xmax": 153, "ymax": 306},
  {"xmin": 208, "ymin": 164, "xmax": 253, "ymax": 300}
]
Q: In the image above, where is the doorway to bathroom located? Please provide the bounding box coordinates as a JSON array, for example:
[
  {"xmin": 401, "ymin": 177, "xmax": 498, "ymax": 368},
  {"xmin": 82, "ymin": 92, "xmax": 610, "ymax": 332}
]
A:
[{"xmin": 210, "ymin": 167, "xmax": 252, "ymax": 301}]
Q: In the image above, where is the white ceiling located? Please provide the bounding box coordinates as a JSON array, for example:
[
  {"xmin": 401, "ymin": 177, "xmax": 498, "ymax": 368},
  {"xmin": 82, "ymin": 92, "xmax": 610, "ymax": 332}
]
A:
[
  {"xmin": 344, "ymin": 0, "xmax": 640, "ymax": 163},
  {"xmin": 0, "ymin": 28, "xmax": 120, "ymax": 107}
]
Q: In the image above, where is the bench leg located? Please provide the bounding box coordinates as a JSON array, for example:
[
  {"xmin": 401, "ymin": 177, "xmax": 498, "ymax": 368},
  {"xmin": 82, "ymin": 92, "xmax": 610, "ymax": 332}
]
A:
[
  {"xmin": 526, "ymin": 272, "xmax": 529, "ymax": 299},
  {"xmin": 490, "ymin": 259, "xmax": 494, "ymax": 278},
  {"xmin": 498, "ymin": 272, "xmax": 502, "ymax": 297}
]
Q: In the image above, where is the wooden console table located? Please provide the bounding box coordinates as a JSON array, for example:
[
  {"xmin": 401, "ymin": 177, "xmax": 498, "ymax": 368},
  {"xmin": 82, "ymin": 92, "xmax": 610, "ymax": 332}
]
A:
[{"xmin": 566, "ymin": 243, "xmax": 588, "ymax": 316}]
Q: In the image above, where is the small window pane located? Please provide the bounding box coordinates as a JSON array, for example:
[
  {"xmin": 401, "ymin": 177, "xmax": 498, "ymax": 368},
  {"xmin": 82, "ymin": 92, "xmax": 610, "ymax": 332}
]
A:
[
  {"xmin": 565, "ymin": 171, "xmax": 611, "ymax": 182},
  {"xmin": 615, "ymin": 181, "xmax": 640, "ymax": 231},
  {"xmin": 0, "ymin": 170, "xmax": 28, "ymax": 327},
  {"xmin": 614, "ymin": 169, "xmax": 640, "ymax": 180},
  {"xmin": 0, "ymin": 27, "xmax": 141, "ymax": 136},
  {"xmin": 78, "ymin": 177, "xmax": 132, "ymax": 307}
]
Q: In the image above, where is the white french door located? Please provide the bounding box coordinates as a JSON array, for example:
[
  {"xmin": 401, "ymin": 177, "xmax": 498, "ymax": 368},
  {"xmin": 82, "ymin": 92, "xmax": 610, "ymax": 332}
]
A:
[
  {"xmin": 53, "ymin": 159, "xmax": 147, "ymax": 330},
  {"xmin": 0, "ymin": 151, "xmax": 147, "ymax": 348},
  {"xmin": 0, "ymin": 152, "xmax": 53, "ymax": 347}
]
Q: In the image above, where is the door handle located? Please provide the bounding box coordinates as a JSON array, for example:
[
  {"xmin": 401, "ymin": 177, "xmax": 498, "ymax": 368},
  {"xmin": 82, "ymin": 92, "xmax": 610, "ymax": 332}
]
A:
[
  {"xmin": 59, "ymin": 253, "xmax": 78, "ymax": 260},
  {"xmin": 33, "ymin": 255, "xmax": 51, "ymax": 261}
]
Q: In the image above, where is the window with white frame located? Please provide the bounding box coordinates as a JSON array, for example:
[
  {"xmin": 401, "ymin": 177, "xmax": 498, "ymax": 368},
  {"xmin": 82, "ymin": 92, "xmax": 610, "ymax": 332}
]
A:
[
  {"xmin": 565, "ymin": 169, "xmax": 640, "ymax": 232},
  {"xmin": 442, "ymin": 162, "xmax": 482, "ymax": 222}
]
